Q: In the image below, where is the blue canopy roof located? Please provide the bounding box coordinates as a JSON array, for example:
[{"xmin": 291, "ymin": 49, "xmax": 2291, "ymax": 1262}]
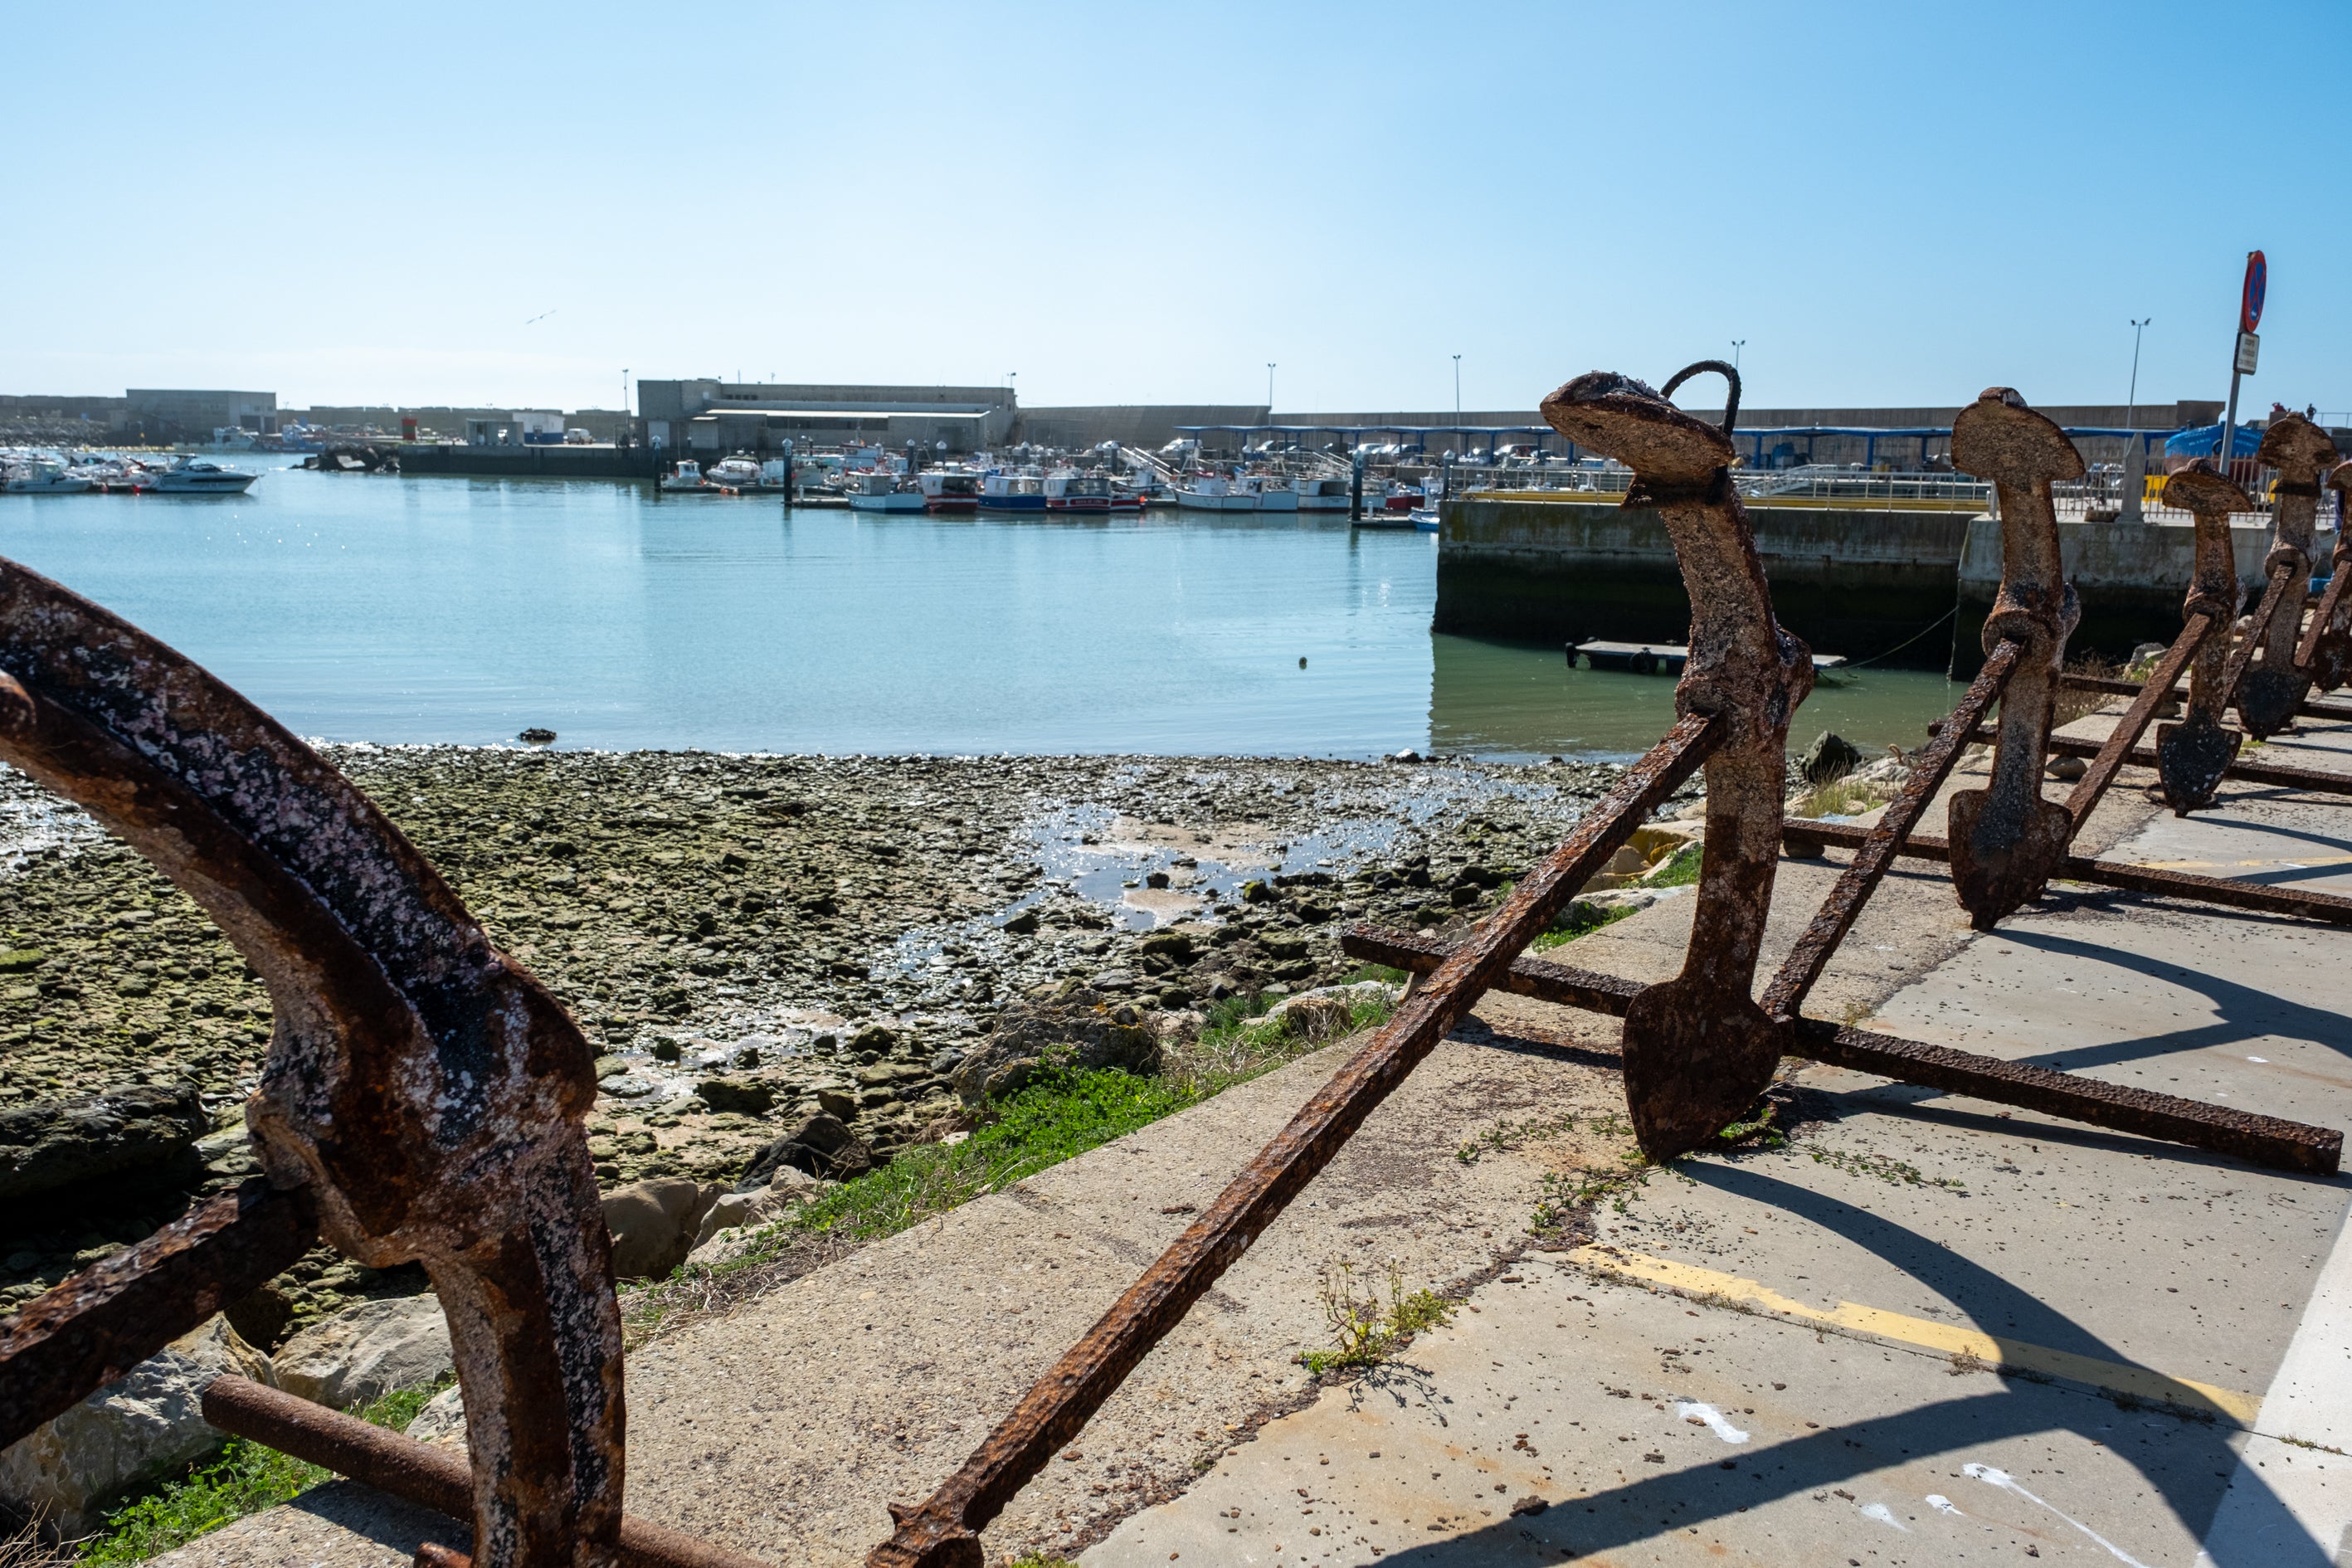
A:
[{"xmin": 2164, "ymin": 422, "xmax": 2264, "ymax": 459}]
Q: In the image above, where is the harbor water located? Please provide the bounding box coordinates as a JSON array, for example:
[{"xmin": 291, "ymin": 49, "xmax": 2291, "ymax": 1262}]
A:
[{"xmin": 0, "ymin": 464, "xmax": 1961, "ymax": 760}]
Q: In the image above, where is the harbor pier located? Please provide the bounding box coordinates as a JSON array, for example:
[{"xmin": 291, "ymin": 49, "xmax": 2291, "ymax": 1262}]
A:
[{"xmin": 1436, "ymin": 493, "xmax": 2338, "ymax": 676}]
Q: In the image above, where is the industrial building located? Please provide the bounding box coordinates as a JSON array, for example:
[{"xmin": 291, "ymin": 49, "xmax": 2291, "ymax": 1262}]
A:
[
  {"xmin": 124, "ymin": 388, "xmax": 279, "ymax": 440},
  {"xmin": 633, "ymin": 381, "xmax": 1016, "ymax": 455}
]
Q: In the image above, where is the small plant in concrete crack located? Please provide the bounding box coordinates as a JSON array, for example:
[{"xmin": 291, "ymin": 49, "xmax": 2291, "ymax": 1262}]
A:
[
  {"xmin": 1298, "ymin": 1260, "xmax": 1454, "ymax": 1375},
  {"xmin": 1802, "ymin": 1143, "xmax": 1965, "ymax": 1191},
  {"xmin": 1456, "ymin": 1109, "xmax": 1583, "ymax": 1165}
]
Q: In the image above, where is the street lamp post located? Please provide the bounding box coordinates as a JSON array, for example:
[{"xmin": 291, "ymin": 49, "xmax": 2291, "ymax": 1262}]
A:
[
  {"xmin": 2125, "ymin": 318, "xmax": 2151, "ymax": 431},
  {"xmin": 1731, "ymin": 339, "xmax": 1746, "ymax": 373},
  {"xmin": 1267, "ymin": 363, "xmax": 1276, "ymax": 411},
  {"xmin": 1452, "ymin": 354, "xmax": 1462, "ymax": 422}
]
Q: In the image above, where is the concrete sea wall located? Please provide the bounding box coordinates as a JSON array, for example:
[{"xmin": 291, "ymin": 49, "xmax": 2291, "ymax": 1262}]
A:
[
  {"xmin": 1950, "ymin": 515, "xmax": 2337, "ymax": 677},
  {"xmin": 1434, "ymin": 498, "xmax": 1972, "ymax": 670},
  {"xmin": 1436, "ymin": 494, "xmax": 2339, "ymax": 678}
]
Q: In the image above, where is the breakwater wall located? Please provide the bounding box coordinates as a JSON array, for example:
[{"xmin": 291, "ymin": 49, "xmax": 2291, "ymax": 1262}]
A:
[
  {"xmin": 1949, "ymin": 515, "xmax": 2334, "ymax": 677},
  {"xmin": 398, "ymin": 444, "xmax": 662, "ymax": 480},
  {"xmin": 1435, "ymin": 495, "xmax": 2333, "ymax": 676},
  {"xmin": 1434, "ymin": 498, "xmax": 1971, "ymax": 670}
]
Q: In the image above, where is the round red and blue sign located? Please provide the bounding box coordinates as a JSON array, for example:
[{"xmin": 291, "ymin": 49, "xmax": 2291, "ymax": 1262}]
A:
[{"xmin": 2241, "ymin": 251, "xmax": 2267, "ymax": 334}]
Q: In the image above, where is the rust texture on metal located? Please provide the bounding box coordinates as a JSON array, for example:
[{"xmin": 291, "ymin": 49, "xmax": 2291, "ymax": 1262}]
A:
[
  {"xmin": 2056, "ymin": 670, "xmax": 2352, "ymax": 723},
  {"xmin": 2238, "ymin": 413, "xmax": 2340, "ymax": 735},
  {"xmin": 1339, "ymin": 928, "xmax": 2340, "ymax": 1175},
  {"xmin": 869, "ymin": 707, "xmax": 1721, "ymax": 1568},
  {"xmin": 2300, "ymin": 461, "xmax": 2352, "ymax": 692},
  {"xmin": 200, "ymin": 1377, "xmax": 769, "ymax": 1568},
  {"xmin": 2155, "ymin": 462, "xmax": 2253, "ymax": 813},
  {"xmin": 0, "ymin": 1178, "xmax": 316, "ymax": 1452},
  {"xmin": 1542, "ymin": 365, "xmax": 1813, "ymax": 1160},
  {"xmin": 0, "ymin": 554, "xmax": 625, "ymax": 1568},
  {"xmin": 1781, "ymin": 816, "xmax": 2352, "ymax": 928},
  {"xmin": 1963, "ymin": 726, "xmax": 2352, "ymax": 800},
  {"xmin": 1945, "ymin": 391, "xmax": 2083, "ymax": 928},
  {"xmin": 2062, "ymin": 614, "xmax": 2213, "ymax": 833},
  {"xmin": 1760, "ymin": 640, "xmax": 2021, "ymax": 1020}
]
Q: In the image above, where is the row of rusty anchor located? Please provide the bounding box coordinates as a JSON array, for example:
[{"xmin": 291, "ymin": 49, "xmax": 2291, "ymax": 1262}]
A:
[
  {"xmin": 1790, "ymin": 405, "xmax": 2352, "ymax": 934},
  {"xmin": 0, "ymin": 555, "xmax": 707, "ymax": 1568},
  {"xmin": 873, "ymin": 370, "xmax": 2342, "ymax": 1568},
  {"xmin": 2040, "ymin": 414, "xmax": 2352, "ymax": 816},
  {"xmin": 1344, "ymin": 383, "xmax": 2342, "ymax": 1164}
]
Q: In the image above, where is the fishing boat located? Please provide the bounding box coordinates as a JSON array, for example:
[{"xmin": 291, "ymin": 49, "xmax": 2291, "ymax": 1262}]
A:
[
  {"xmin": 3, "ymin": 459, "xmax": 93, "ymax": 494},
  {"xmin": 1295, "ymin": 477, "xmax": 1353, "ymax": 511},
  {"xmin": 918, "ymin": 470, "xmax": 981, "ymax": 513},
  {"xmin": 660, "ymin": 460, "xmax": 713, "ymax": 492},
  {"xmin": 977, "ymin": 470, "xmax": 1047, "ymax": 514},
  {"xmin": 1173, "ymin": 473, "xmax": 1300, "ymax": 513},
  {"xmin": 149, "ymin": 457, "xmax": 258, "ymax": 494},
  {"xmin": 845, "ymin": 472, "xmax": 926, "ymax": 512},
  {"xmin": 1044, "ymin": 471, "xmax": 1145, "ymax": 514},
  {"xmin": 706, "ymin": 456, "xmax": 763, "ymax": 490}
]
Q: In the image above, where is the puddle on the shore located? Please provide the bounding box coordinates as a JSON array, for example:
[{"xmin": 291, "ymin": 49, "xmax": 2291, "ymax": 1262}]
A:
[{"xmin": 0, "ymin": 765, "xmax": 103, "ymax": 879}]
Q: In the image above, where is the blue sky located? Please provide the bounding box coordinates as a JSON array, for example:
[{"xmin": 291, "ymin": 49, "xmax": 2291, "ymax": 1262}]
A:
[{"xmin": 6, "ymin": 1, "xmax": 2344, "ymax": 418}]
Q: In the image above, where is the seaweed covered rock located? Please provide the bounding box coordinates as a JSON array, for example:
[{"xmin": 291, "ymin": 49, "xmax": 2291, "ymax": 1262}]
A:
[
  {"xmin": 0, "ymin": 1082, "xmax": 209, "ymax": 1205},
  {"xmin": 735, "ymin": 1112, "xmax": 873, "ymax": 1187},
  {"xmin": 947, "ymin": 984, "xmax": 1161, "ymax": 1104}
]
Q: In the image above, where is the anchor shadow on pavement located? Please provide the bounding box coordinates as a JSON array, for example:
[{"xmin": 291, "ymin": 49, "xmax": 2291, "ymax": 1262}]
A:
[{"xmin": 1369, "ymin": 1162, "xmax": 2319, "ymax": 1567}]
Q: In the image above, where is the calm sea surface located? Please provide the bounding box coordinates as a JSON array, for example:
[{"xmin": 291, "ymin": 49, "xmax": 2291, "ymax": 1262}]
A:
[{"xmin": 0, "ymin": 463, "xmax": 1960, "ymax": 760}]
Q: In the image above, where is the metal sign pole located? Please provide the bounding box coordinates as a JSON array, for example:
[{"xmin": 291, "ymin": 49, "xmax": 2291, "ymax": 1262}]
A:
[{"xmin": 2218, "ymin": 251, "xmax": 2266, "ymax": 476}]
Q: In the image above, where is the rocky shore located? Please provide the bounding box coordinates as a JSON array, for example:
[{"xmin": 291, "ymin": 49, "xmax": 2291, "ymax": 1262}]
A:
[{"xmin": 0, "ymin": 744, "xmax": 1673, "ymax": 1338}]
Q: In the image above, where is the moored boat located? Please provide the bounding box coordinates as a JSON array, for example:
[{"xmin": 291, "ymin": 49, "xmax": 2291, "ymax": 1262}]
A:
[
  {"xmin": 3, "ymin": 458, "xmax": 94, "ymax": 494},
  {"xmin": 706, "ymin": 456, "xmax": 762, "ymax": 490},
  {"xmin": 1296, "ymin": 477, "xmax": 1352, "ymax": 511},
  {"xmin": 660, "ymin": 460, "xmax": 713, "ymax": 492},
  {"xmin": 1173, "ymin": 472, "xmax": 1300, "ymax": 513},
  {"xmin": 977, "ymin": 470, "xmax": 1046, "ymax": 514},
  {"xmin": 846, "ymin": 472, "xmax": 926, "ymax": 512},
  {"xmin": 919, "ymin": 470, "xmax": 981, "ymax": 512},
  {"xmin": 1044, "ymin": 471, "xmax": 1144, "ymax": 514},
  {"xmin": 150, "ymin": 457, "xmax": 258, "ymax": 494}
]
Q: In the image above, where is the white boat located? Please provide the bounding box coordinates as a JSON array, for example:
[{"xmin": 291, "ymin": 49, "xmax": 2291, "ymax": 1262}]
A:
[
  {"xmin": 706, "ymin": 456, "xmax": 762, "ymax": 490},
  {"xmin": 4, "ymin": 459, "xmax": 94, "ymax": 494},
  {"xmin": 150, "ymin": 457, "xmax": 257, "ymax": 494},
  {"xmin": 660, "ymin": 460, "xmax": 712, "ymax": 492},
  {"xmin": 1172, "ymin": 473, "xmax": 1300, "ymax": 513},
  {"xmin": 918, "ymin": 470, "xmax": 981, "ymax": 512},
  {"xmin": 1295, "ymin": 477, "xmax": 1352, "ymax": 511},
  {"xmin": 846, "ymin": 472, "xmax": 926, "ymax": 512}
]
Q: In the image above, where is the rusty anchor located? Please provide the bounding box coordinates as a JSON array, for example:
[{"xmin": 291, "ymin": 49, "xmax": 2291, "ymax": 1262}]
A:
[
  {"xmin": 1944, "ymin": 390, "xmax": 2083, "ymax": 928},
  {"xmin": 1541, "ymin": 363, "xmax": 1813, "ymax": 1159},
  {"xmin": 2296, "ymin": 460, "xmax": 2352, "ymax": 693},
  {"xmin": 0, "ymin": 556, "xmax": 627, "ymax": 1568},
  {"xmin": 2232, "ymin": 412, "xmax": 2339, "ymax": 737},
  {"xmin": 2155, "ymin": 461, "xmax": 2252, "ymax": 813}
]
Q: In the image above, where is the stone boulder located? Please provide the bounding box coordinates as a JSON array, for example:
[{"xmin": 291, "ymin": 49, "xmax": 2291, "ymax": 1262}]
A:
[
  {"xmin": 0, "ymin": 1083, "xmax": 209, "ymax": 1203},
  {"xmin": 947, "ymin": 987, "xmax": 1161, "ymax": 1104},
  {"xmin": 268, "ymin": 1294, "xmax": 453, "ymax": 1411},
  {"xmin": 1799, "ymin": 730, "xmax": 1864, "ymax": 786},
  {"xmin": 403, "ymin": 1383, "xmax": 468, "ymax": 1450},
  {"xmin": 0, "ymin": 1315, "xmax": 270, "ymax": 1536},
  {"xmin": 734, "ymin": 1113, "xmax": 872, "ymax": 1188},
  {"xmin": 600, "ymin": 1178, "xmax": 723, "ymax": 1279}
]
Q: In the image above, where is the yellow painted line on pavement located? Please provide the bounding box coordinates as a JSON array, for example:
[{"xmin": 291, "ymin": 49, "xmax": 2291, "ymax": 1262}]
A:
[{"xmin": 1566, "ymin": 1244, "xmax": 2261, "ymax": 1426}]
